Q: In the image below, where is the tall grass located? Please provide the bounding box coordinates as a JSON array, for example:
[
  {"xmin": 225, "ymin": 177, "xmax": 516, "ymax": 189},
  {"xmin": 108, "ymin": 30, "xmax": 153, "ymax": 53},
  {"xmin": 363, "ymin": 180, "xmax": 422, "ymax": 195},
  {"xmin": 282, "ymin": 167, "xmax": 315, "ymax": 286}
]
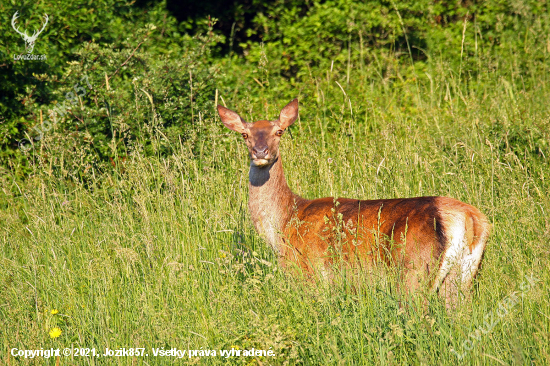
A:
[{"xmin": 1, "ymin": 50, "xmax": 549, "ymax": 365}]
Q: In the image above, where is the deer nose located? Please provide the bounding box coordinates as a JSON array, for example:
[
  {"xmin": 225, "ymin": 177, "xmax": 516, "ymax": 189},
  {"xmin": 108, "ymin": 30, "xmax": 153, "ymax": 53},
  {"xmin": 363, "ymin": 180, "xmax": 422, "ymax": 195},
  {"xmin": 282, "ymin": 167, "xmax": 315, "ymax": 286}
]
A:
[{"xmin": 253, "ymin": 146, "xmax": 269, "ymax": 159}]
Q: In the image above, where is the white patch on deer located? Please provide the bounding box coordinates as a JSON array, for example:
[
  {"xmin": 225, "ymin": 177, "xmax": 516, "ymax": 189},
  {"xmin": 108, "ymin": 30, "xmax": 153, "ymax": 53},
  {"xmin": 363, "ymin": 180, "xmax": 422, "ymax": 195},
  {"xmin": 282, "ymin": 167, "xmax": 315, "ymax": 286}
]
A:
[
  {"xmin": 461, "ymin": 225, "xmax": 489, "ymax": 288},
  {"xmin": 432, "ymin": 213, "xmax": 467, "ymax": 292}
]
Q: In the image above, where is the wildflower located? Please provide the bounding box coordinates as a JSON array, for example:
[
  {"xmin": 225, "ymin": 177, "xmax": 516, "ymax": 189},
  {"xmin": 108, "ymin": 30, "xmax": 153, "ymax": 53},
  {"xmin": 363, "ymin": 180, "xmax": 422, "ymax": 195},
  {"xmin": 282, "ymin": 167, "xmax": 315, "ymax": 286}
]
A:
[
  {"xmin": 328, "ymin": 158, "xmax": 333, "ymax": 164},
  {"xmin": 50, "ymin": 309, "xmax": 59, "ymax": 315},
  {"xmin": 49, "ymin": 327, "xmax": 62, "ymax": 339}
]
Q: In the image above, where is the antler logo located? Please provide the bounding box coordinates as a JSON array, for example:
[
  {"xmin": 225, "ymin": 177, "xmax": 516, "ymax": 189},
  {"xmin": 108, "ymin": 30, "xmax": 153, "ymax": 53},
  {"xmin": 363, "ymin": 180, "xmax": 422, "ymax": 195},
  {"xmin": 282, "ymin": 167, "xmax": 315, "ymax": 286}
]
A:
[{"xmin": 11, "ymin": 11, "xmax": 49, "ymax": 54}]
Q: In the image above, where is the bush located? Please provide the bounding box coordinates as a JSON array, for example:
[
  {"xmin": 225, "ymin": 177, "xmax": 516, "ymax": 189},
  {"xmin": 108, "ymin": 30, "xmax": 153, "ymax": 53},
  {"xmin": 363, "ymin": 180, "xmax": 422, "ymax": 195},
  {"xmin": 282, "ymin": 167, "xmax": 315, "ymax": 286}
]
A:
[
  {"xmin": 239, "ymin": 0, "xmax": 550, "ymax": 82},
  {"xmin": 0, "ymin": 1, "xmax": 220, "ymax": 177},
  {"xmin": 16, "ymin": 24, "xmax": 220, "ymax": 181},
  {"xmin": 0, "ymin": 0, "xmax": 204, "ymax": 171}
]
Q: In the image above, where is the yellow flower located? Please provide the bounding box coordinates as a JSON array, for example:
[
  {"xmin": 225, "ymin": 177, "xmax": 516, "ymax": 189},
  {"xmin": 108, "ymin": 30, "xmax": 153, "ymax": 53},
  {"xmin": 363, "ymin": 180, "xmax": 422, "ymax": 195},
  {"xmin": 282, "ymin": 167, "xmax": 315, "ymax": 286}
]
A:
[
  {"xmin": 51, "ymin": 309, "xmax": 59, "ymax": 315},
  {"xmin": 49, "ymin": 327, "xmax": 62, "ymax": 339}
]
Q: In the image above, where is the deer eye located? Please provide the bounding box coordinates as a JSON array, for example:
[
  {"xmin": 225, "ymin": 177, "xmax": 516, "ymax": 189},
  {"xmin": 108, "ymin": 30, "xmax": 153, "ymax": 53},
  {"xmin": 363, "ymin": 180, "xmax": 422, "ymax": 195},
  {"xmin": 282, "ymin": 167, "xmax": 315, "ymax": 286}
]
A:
[
  {"xmin": 242, "ymin": 133, "xmax": 248, "ymax": 139},
  {"xmin": 275, "ymin": 130, "xmax": 284, "ymax": 136}
]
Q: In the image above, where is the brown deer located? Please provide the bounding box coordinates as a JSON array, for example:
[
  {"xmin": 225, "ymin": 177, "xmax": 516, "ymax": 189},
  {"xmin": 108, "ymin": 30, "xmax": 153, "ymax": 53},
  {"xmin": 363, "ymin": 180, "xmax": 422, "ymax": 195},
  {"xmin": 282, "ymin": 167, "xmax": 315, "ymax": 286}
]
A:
[{"xmin": 218, "ymin": 99, "xmax": 490, "ymax": 303}]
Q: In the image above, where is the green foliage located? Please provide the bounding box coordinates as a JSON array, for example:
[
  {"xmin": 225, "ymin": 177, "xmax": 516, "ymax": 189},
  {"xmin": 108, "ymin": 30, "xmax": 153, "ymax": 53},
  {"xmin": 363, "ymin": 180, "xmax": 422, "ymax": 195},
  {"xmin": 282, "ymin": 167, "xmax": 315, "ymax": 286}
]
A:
[
  {"xmin": 0, "ymin": 0, "xmax": 214, "ymax": 173},
  {"xmin": 241, "ymin": 0, "xmax": 550, "ymax": 83},
  {"xmin": 3, "ymin": 0, "xmax": 550, "ymax": 173},
  {"xmin": 20, "ymin": 25, "xmax": 220, "ymax": 182}
]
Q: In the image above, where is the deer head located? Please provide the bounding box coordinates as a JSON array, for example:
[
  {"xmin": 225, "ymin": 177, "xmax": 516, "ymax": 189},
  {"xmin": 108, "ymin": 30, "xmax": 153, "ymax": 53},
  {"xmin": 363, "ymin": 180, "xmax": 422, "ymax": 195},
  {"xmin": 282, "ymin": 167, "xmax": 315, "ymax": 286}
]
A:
[
  {"xmin": 218, "ymin": 99, "xmax": 299, "ymax": 168},
  {"xmin": 11, "ymin": 11, "xmax": 49, "ymax": 54}
]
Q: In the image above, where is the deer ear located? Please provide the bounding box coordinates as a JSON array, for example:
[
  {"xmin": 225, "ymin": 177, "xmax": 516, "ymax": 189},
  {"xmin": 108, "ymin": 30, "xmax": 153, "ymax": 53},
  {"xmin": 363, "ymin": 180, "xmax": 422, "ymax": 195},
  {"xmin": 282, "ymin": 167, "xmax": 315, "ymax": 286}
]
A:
[
  {"xmin": 218, "ymin": 105, "xmax": 247, "ymax": 133},
  {"xmin": 278, "ymin": 98, "xmax": 298, "ymax": 130}
]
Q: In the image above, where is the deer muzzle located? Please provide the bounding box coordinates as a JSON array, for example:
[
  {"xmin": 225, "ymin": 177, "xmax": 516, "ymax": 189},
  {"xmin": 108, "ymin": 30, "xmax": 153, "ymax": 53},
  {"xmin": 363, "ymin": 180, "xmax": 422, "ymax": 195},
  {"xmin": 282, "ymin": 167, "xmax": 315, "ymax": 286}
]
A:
[{"xmin": 252, "ymin": 146, "xmax": 269, "ymax": 159}]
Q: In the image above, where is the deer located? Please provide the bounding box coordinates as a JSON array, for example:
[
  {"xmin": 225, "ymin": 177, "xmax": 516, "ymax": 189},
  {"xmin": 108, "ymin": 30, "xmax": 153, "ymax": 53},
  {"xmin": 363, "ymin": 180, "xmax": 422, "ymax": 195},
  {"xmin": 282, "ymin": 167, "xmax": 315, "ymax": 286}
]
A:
[
  {"xmin": 218, "ymin": 99, "xmax": 490, "ymax": 305},
  {"xmin": 11, "ymin": 11, "xmax": 49, "ymax": 54}
]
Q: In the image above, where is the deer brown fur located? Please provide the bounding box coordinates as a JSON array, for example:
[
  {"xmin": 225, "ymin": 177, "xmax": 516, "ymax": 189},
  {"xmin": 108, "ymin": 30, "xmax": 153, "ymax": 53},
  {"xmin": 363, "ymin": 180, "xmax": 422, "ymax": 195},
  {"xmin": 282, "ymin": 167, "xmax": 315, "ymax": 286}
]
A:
[{"xmin": 218, "ymin": 99, "xmax": 490, "ymax": 304}]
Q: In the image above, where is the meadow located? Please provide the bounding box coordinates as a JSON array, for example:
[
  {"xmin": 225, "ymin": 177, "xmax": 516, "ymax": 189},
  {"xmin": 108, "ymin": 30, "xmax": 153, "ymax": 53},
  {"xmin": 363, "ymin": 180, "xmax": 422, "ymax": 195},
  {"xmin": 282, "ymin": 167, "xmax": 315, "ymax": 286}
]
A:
[
  {"xmin": 1, "ymin": 1, "xmax": 550, "ymax": 364},
  {"xmin": 2, "ymin": 59, "xmax": 550, "ymax": 364}
]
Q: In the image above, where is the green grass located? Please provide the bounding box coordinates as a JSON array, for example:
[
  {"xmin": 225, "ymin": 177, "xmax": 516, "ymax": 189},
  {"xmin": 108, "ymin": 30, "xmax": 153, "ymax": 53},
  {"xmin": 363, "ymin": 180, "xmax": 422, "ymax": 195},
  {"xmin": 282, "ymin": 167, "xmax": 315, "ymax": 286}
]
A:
[{"xmin": 1, "ymin": 57, "xmax": 549, "ymax": 365}]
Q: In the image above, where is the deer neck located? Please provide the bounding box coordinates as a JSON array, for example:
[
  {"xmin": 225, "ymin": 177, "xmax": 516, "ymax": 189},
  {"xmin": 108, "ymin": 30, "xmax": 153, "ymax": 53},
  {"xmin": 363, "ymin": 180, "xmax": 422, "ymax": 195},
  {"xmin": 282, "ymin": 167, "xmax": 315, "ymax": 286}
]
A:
[{"xmin": 248, "ymin": 155, "xmax": 298, "ymax": 254}]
